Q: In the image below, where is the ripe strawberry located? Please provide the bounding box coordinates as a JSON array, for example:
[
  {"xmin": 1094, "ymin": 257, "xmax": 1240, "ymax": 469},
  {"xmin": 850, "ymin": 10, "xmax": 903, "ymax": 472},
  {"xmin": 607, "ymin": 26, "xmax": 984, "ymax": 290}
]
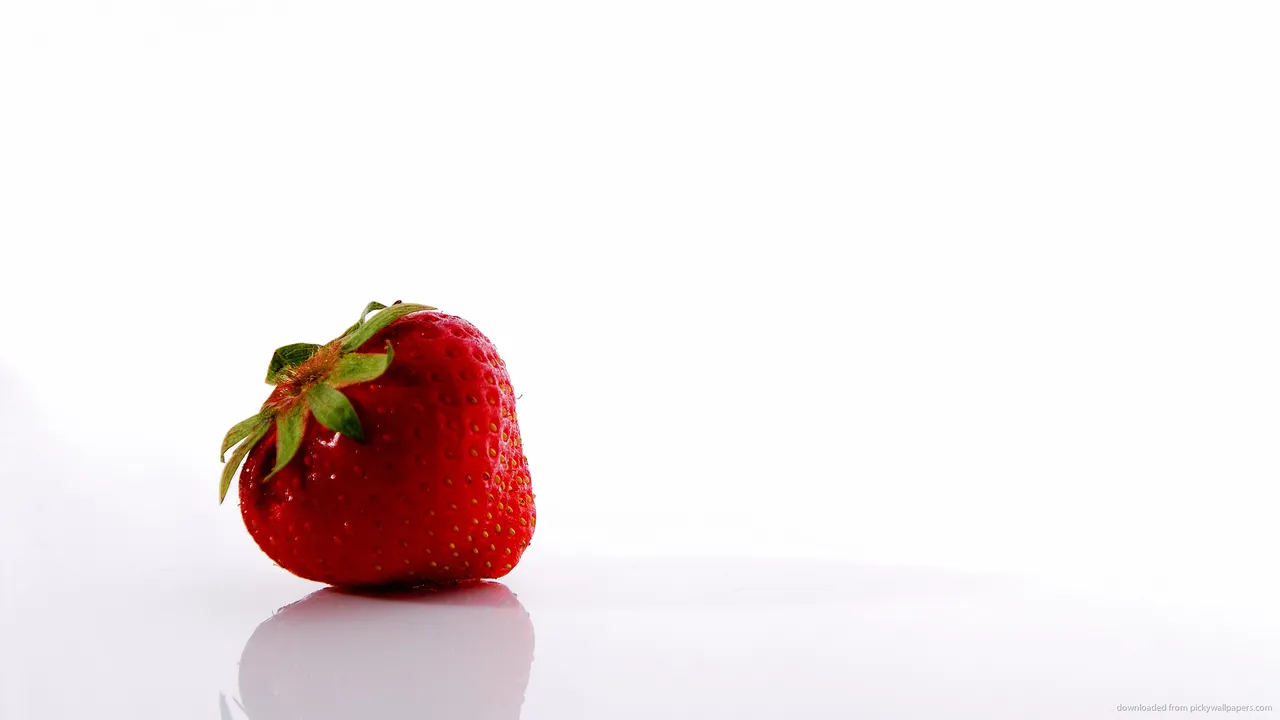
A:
[{"xmin": 219, "ymin": 301, "xmax": 535, "ymax": 588}]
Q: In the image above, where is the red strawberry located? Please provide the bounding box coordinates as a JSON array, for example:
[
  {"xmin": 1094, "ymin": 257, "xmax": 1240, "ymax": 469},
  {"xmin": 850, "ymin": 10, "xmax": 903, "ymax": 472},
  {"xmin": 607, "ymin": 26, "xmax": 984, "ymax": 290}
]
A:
[{"xmin": 219, "ymin": 301, "xmax": 536, "ymax": 588}]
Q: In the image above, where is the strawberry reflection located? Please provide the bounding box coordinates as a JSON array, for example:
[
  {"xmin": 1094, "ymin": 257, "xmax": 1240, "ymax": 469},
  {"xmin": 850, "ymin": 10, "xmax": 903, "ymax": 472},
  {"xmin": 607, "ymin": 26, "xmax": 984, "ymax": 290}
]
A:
[{"xmin": 235, "ymin": 582, "xmax": 534, "ymax": 720}]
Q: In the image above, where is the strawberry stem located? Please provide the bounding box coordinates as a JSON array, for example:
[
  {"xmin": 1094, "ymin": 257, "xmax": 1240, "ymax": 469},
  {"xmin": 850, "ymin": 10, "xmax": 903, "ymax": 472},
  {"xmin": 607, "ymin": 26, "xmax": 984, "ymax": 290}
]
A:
[{"xmin": 216, "ymin": 301, "xmax": 437, "ymax": 504}]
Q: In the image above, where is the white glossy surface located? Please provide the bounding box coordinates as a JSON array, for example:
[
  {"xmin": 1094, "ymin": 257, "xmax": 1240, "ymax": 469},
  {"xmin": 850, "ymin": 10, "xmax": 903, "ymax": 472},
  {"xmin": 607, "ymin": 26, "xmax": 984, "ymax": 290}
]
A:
[
  {"xmin": 4, "ymin": 557, "xmax": 1279, "ymax": 719},
  {"xmin": 4, "ymin": 2, "xmax": 1280, "ymax": 717}
]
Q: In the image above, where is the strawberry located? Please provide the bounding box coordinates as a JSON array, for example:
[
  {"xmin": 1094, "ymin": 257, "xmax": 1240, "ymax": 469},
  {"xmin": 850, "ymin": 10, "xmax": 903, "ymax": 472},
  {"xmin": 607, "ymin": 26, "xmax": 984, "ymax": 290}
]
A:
[
  {"xmin": 219, "ymin": 301, "xmax": 535, "ymax": 588},
  {"xmin": 236, "ymin": 581, "xmax": 534, "ymax": 719}
]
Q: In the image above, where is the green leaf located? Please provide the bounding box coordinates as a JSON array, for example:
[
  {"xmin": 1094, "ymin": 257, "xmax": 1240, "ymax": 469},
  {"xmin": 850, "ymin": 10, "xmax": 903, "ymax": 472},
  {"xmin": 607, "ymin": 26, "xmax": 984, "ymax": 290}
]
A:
[
  {"xmin": 265, "ymin": 343, "xmax": 323, "ymax": 384},
  {"xmin": 341, "ymin": 302, "xmax": 435, "ymax": 352},
  {"xmin": 219, "ymin": 420, "xmax": 269, "ymax": 504},
  {"xmin": 305, "ymin": 383, "xmax": 364, "ymax": 441},
  {"xmin": 265, "ymin": 403, "xmax": 307, "ymax": 481},
  {"xmin": 326, "ymin": 341, "xmax": 394, "ymax": 387},
  {"xmin": 337, "ymin": 301, "xmax": 387, "ymax": 338},
  {"xmin": 358, "ymin": 301, "xmax": 388, "ymax": 325},
  {"xmin": 220, "ymin": 413, "xmax": 265, "ymax": 462}
]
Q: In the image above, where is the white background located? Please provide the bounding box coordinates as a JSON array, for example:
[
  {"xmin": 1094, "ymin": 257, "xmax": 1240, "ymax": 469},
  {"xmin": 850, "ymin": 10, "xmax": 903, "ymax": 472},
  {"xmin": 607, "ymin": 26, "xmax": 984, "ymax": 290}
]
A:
[{"xmin": 2, "ymin": 2, "xmax": 1280, "ymax": 717}]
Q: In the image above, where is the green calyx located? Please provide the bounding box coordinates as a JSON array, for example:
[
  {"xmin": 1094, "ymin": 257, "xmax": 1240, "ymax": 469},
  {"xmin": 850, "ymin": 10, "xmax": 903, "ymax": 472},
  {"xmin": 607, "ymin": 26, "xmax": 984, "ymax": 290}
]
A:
[{"xmin": 218, "ymin": 300, "xmax": 435, "ymax": 503}]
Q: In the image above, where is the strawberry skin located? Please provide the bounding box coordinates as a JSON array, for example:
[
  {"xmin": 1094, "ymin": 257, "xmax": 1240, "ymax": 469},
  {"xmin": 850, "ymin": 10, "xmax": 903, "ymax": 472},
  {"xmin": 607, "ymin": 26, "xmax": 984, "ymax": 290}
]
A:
[{"xmin": 233, "ymin": 309, "xmax": 535, "ymax": 588}]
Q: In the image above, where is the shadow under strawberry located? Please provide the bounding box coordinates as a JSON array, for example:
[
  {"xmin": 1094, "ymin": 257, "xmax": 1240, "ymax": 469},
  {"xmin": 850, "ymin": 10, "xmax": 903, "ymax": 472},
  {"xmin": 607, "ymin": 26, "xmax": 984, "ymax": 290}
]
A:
[{"xmin": 236, "ymin": 581, "xmax": 534, "ymax": 720}]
